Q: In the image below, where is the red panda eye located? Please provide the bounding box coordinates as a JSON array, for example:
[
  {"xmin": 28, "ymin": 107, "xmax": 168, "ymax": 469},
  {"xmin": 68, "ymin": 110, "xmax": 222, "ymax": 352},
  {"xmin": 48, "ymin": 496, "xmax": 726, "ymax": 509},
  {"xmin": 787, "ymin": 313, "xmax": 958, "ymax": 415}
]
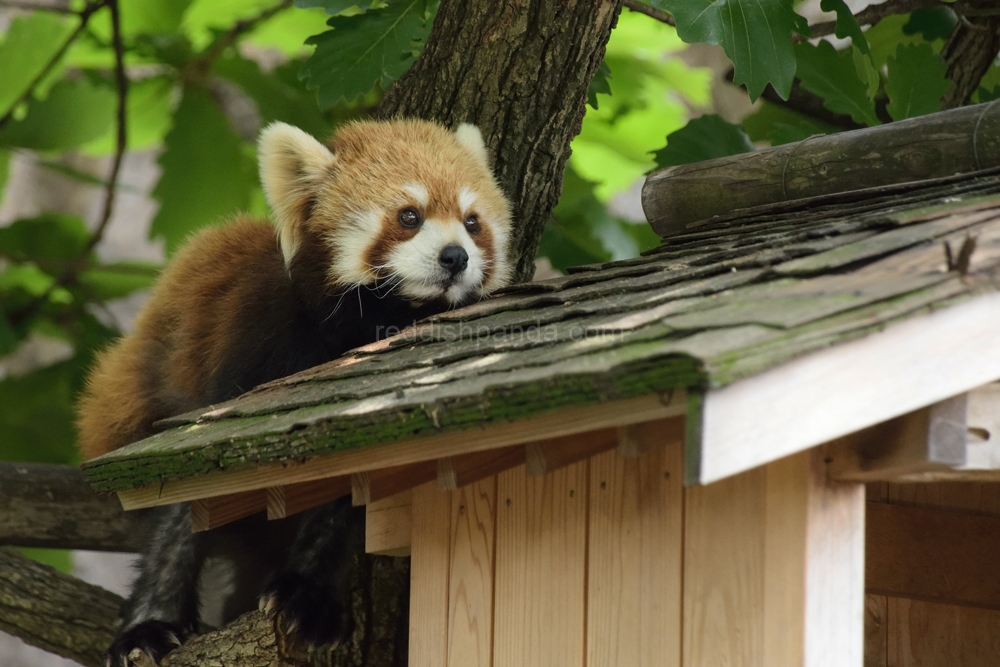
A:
[
  {"xmin": 398, "ymin": 207, "xmax": 421, "ymax": 229},
  {"xmin": 464, "ymin": 214, "xmax": 481, "ymax": 235}
]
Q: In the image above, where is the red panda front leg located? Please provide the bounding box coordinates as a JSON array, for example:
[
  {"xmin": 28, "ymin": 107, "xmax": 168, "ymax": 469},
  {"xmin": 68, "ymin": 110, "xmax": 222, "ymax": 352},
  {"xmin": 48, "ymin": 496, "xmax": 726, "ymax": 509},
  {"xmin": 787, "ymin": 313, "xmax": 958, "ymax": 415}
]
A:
[
  {"xmin": 258, "ymin": 497, "xmax": 363, "ymax": 652},
  {"xmin": 106, "ymin": 504, "xmax": 206, "ymax": 666}
]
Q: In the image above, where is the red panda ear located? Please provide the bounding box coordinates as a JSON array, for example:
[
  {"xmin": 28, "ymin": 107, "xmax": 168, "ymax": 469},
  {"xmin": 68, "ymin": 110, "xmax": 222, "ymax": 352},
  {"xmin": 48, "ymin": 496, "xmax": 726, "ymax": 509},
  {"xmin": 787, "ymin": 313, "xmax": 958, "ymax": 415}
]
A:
[
  {"xmin": 258, "ymin": 122, "xmax": 336, "ymax": 265},
  {"xmin": 455, "ymin": 123, "xmax": 492, "ymax": 169}
]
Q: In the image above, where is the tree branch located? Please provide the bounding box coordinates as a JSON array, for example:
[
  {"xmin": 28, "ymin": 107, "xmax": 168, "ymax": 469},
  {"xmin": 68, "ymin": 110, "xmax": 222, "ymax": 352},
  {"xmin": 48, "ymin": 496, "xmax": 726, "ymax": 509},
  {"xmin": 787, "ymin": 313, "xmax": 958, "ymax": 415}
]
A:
[
  {"xmin": 0, "ymin": 0, "xmax": 75, "ymax": 13},
  {"xmin": 0, "ymin": 0, "xmax": 106, "ymax": 131},
  {"xmin": 82, "ymin": 0, "xmax": 127, "ymax": 255},
  {"xmin": 941, "ymin": 12, "xmax": 1000, "ymax": 109},
  {"xmin": 0, "ymin": 462, "xmax": 144, "ymax": 552},
  {"xmin": 0, "ymin": 547, "xmax": 121, "ymax": 667},
  {"xmin": 184, "ymin": 0, "xmax": 293, "ymax": 81},
  {"xmin": 622, "ymin": 0, "xmax": 674, "ymax": 26},
  {"xmin": 804, "ymin": 0, "xmax": 945, "ymax": 40}
]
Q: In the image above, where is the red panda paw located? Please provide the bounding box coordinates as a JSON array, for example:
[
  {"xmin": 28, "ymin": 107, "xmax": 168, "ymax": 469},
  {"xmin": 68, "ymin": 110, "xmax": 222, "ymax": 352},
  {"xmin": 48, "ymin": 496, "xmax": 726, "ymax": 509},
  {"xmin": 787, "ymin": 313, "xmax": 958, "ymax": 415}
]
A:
[
  {"xmin": 259, "ymin": 571, "xmax": 353, "ymax": 652},
  {"xmin": 104, "ymin": 620, "xmax": 185, "ymax": 667}
]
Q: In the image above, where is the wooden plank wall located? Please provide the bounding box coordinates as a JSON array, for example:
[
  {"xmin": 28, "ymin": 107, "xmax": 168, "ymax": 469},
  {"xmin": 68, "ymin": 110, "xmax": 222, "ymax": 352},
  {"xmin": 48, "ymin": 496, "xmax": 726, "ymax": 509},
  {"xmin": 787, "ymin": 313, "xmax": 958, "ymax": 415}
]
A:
[
  {"xmin": 409, "ymin": 438, "xmax": 684, "ymax": 667},
  {"xmin": 864, "ymin": 482, "xmax": 1000, "ymax": 667}
]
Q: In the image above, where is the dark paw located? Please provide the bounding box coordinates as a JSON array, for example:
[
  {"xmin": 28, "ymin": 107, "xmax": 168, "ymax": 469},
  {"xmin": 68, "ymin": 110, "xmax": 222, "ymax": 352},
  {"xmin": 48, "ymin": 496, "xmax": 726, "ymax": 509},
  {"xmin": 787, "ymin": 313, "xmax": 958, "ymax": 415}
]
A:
[
  {"xmin": 260, "ymin": 571, "xmax": 353, "ymax": 650},
  {"xmin": 104, "ymin": 620, "xmax": 186, "ymax": 666}
]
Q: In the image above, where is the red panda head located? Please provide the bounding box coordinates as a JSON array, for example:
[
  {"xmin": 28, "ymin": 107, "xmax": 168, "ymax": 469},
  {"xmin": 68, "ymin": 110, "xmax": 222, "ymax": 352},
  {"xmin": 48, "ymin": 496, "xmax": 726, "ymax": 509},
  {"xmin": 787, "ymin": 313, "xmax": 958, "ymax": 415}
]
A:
[{"xmin": 258, "ymin": 119, "xmax": 513, "ymax": 306}]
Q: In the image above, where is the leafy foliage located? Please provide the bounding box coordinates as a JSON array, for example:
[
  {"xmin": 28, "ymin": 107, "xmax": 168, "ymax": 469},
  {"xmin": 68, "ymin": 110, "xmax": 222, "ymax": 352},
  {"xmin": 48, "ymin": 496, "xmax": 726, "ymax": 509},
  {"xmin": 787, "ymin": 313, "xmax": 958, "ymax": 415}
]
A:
[
  {"xmin": 0, "ymin": 12, "xmax": 75, "ymax": 115},
  {"xmin": 301, "ymin": 0, "xmax": 437, "ymax": 108},
  {"xmin": 885, "ymin": 43, "xmax": 949, "ymax": 121},
  {"xmin": 795, "ymin": 40, "xmax": 880, "ymax": 127},
  {"xmin": 652, "ymin": 115, "xmax": 753, "ymax": 169},
  {"xmin": 653, "ymin": 0, "xmax": 807, "ymax": 101},
  {"xmin": 0, "ymin": 79, "xmax": 116, "ymax": 151}
]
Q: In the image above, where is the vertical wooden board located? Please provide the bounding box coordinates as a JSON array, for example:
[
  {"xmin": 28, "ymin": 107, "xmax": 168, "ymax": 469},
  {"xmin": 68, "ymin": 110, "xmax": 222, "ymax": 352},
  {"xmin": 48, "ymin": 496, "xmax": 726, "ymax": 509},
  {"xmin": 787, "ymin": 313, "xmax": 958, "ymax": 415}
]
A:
[
  {"xmin": 864, "ymin": 595, "xmax": 887, "ymax": 667},
  {"xmin": 448, "ymin": 477, "xmax": 497, "ymax": 667},
  {"xmin": 801, "ymin": 453, "xmax": 865, "ymax": 667},
  {"xmin": 887, "ymin": 597, "xmax": 1000, "ymax": 666},
  {"xmin": 587, "ymin": 449, "xmax": 641, "ymax": 667},
  {"xmin": 588, "ymin": 442, "xmax": 684, "ymax": 667},
  {"xmin": 366, "ymin": 489, "xmax": 412, "ymax": 556},
  {"xmin": 683, "ymin": 465, "xmax": 767, "ymax": 667},
  {"xmin": 410, "ymin": 481, "xmax": 452, "ymax": 667},
  {"xmin": 493, "ymin": 462, "xmax": 588, "ymax": 667},
  {"xmin": 638, "ymin": 442, "xmax": 684, "ymax": 667}
]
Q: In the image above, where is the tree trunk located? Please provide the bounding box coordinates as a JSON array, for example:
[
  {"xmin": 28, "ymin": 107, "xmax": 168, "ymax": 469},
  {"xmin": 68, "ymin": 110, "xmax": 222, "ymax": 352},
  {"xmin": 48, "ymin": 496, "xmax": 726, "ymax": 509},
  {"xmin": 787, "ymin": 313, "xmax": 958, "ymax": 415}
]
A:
[
  {"xmin": 941, "ymin": 12, "xmax": 1000, "ymax": 110},
  {"xmin": 378, "ymin": 0, "xmax": 624, "ymax": 282}
]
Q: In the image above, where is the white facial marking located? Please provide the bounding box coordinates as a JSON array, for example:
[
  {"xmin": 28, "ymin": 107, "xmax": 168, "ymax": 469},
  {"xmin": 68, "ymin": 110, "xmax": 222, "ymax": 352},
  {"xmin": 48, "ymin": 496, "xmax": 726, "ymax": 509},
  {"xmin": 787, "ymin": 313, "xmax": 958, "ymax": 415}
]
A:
[
  {"xmin": 403, "ymin": 183, "xmax": 429, "ymax": 209},
  {"xmin": 458, "ymin": 187, "xmax": 477, "ymax": 216},
  {"xmin": 385, "ymin": 219, "xmax": 485, "ymax": 304},
  {"xmin": 328, "ymin": 208, "xmax": 384, "ymax": 284}
]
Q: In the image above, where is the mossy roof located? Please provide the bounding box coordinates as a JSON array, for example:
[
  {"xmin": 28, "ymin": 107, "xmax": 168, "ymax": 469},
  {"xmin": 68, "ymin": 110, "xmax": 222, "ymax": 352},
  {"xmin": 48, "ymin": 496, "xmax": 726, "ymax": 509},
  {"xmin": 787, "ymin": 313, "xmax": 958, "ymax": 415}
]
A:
[{"xmin": 83, "ymin": 170, "xmax": 1000, "ymax": 492}]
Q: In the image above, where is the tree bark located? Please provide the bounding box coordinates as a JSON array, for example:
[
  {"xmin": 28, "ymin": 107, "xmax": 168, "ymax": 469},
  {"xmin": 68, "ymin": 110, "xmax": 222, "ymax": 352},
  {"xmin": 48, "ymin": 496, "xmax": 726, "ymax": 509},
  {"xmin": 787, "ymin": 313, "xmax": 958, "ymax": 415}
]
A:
[
  {"xmin": 941, "ymin": 12, "xmax": 1000, "ymax": 110},
  {"xmin": 0, "ymin": 462, "xmax": 145, "ymax": 552},
  {"xmin": 378, "ymin": 0, "xmax": 624, "ymax": 282},
  {"xmin": 0, "ymin": 547, "xmax": 121, "ymax": 667}
]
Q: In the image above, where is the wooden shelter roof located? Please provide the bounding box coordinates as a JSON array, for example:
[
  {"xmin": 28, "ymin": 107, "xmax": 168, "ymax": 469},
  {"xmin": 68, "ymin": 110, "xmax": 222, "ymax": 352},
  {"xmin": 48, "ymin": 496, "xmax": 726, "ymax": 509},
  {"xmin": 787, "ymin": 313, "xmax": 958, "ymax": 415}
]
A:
[{"xmin": 82, "ymin": 167, "xmax": 1000, "ymax": 502}]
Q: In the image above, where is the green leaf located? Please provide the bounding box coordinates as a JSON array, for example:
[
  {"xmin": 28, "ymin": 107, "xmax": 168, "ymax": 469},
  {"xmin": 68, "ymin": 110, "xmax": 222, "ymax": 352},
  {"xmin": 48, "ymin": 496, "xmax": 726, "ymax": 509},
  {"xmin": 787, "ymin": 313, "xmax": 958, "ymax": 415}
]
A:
[
  {"xmin": 651, "ymin": 114, "xmax": 754, "ymax": 169},
  {"xmin": 0, "ymin": 12, "xmax": 76, "ymax": 117},
  {"xmin": 77, "ymin": 261, "xmax": 160, "ymax": 301},
  {"xmin": 978, "ymin": 84, "xmax": 1000, "ymax": 103},
  {"xmin": 150, "ymin": 87, "xmax": 256, "ymax": 253},
  {"xmin": 296, "ymin": 0, "xmax": 378, "ymax": 14},
  {"xmin": 0, "ymin": 79, "xmax": 116, "ymax": 151},
  {"xmin": 214, "ymin": 55, "xmax": 328, "ymax": 137},
  {"xmin": 0, "ymin": 263, "xmax": 56, "ymax": 296},
  {"xmin": 0, "ymin": 314, "xmax": 17, "ymax": 355},
  {"xmin": 653, "ymin": 0, "xmax": 804, "ymax": 101},
  {"xmin": 0, "ymin": 359, "xmax": 81, "ymax": 464},
  {"xmin": 885, "ymin": 42, "xmax": 949, "ymax": 121},
  {"xmin": 120, "ymin": 0, "xmax": 194, "ymax": 36},
  {"xmin": 588, "ymin": 61, "xmax": 612, "ymax": 110},
  {"xmin": 82, "ymin": 77, "xmax": 174, "ymax": 154},
  {"xmin": 903, "ymin": 7, "xmax": 957, "ymax": 42},
  {"xmin": 820, "ymin": 0, "xmax": 869, "ymax": 55},
  {"xmin": 0, "ymin": 214, "xmax": 90, "ymax": 263},
  {"xmin": 0, "ymin": 148, "xmax": 9, "ymax": 195},
  {"xmin": 300, "ymin": 0, "xmax": 437, "ymax": 108},
  {"xmin": 851, "ymin": 44, "xmax": 879, "ymax": 100},
  {"xmin": 741, "ymin": 101, "xmax": 833, "ymax": 145},
  {"xmin": 795, "ymin": 40, "xmax": 880, "ymax": 127},
  {"xmin": 17, "ymin": 548, "xmax": 73, "ymax": 574}
]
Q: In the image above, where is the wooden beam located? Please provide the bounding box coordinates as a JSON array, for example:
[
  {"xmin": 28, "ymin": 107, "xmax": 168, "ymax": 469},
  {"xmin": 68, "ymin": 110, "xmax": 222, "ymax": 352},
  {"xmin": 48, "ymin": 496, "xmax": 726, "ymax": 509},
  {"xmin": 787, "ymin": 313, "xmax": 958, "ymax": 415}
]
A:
[
  {"xmin": 683, "ymin": 448, "xmax": 865, "ymax": 667},
  {"xmin": 118, "ymin": 392, "xmax": 685, "ymax": 510},
  {"xmin": 437, "ymin": 445, "xmax": 525, "ymax": 491},
  {"xmin": 694, "ymin": 292, "xmax": 1000, "ymax": 484},
  {"xmin": 190, "ymin": 490, "xmax": 267, "ymax": 532},
  {"xmin": 866, "ymin": 501, "xmax": 1000, "ymax": 609},
  {"xmin": 524, "ymin": 428, "xmax": 617, "ymax": 476},
  {"xmin": 351, "ymin": 460, "xmax": 437, "ymax": 506},
  {"xmin": 265, "ymin": 476, "xmax": 351, "ymax": 520},
  {"xmin": 826, "ymin": 396, "xmax": 967, "ymax": 482},
  {"xmin": 365, "ymin": 489, "xmax": 412, "ymax": 556},
  {"xmin": 885, "ymin": 597, "xmax": 1000, "ymax": 665}
]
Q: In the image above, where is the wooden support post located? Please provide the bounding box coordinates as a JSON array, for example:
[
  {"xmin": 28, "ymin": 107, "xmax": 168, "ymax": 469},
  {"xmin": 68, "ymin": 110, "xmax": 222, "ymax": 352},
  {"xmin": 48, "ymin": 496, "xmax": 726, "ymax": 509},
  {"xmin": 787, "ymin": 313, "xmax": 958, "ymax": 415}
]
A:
[
  {"xmin": 524, "ymin": 428, "xmax": 617, "ymax": 476},
  {"xmin": 365, "ymin": 489, "xmax": 412, "ymax": 556},
  {"xmin": 409, "ymin": 481, "xmax": 452, "ymax": 667},
  {"xmin": 494, "ymin": 462, "xmax": 588, "ymax": 667},
  {"xmin": 265, "ymin": 477, "xmax": 351, "ymax": 520},
  {"xmin": 684, "ymin": 448, "xmax": 865, "ymax": 667},
  {"xmin": 190, "ymin": 490, "xmax": 267, "ymax": 532},
  {"xmin": 616, "ymin": 415, "xmax": 684, "ymax": 458},
  {"xmin": 587, "ymin": 438, "xmax": 683, "ymax": 667}
]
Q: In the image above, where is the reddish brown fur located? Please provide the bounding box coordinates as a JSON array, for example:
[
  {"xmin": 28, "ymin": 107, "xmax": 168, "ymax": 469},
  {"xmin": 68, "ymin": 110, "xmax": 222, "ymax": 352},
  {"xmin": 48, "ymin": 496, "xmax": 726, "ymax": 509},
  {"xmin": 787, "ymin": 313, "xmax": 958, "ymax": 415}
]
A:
[{"xmin": 77, "ymin": 219, "xmax": 281, "ymax": 459}]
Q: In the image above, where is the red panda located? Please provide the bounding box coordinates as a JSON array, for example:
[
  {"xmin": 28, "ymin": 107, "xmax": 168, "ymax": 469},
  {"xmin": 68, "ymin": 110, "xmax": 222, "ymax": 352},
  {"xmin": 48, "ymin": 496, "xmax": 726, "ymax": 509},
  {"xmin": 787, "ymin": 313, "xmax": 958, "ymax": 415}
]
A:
[{"xmin": 77, "ymin": 119, "xmax": 512, "ymax": 666}]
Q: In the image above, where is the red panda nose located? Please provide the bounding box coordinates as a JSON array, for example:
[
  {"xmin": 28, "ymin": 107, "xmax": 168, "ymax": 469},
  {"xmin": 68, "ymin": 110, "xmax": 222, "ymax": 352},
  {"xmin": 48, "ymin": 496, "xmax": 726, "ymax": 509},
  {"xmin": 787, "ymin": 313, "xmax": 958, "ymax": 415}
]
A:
[{"xmin": 439, "ymin": 245, "xmax": 469, "ymax": 276}]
